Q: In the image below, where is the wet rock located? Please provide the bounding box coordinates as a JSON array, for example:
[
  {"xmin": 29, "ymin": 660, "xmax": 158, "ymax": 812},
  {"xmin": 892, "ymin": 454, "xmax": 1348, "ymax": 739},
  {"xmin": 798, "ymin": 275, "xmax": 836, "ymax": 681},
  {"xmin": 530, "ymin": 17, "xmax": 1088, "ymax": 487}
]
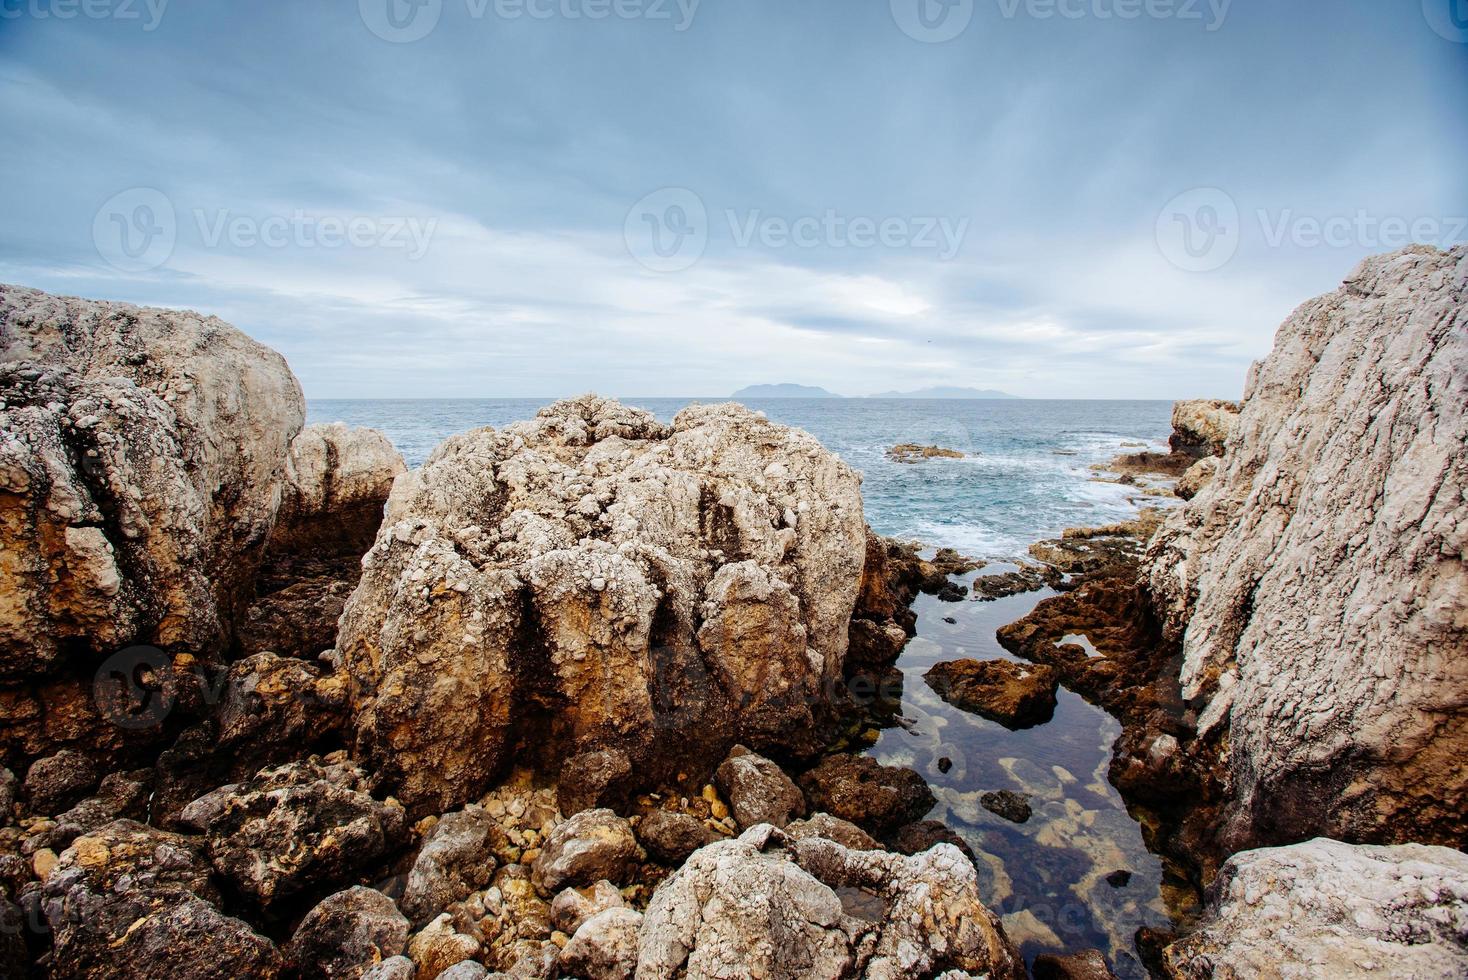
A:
[
  {"xmin": 714, "ymin": 745, "xmax": 806, "ymax": 829},
  {"xmin": 1162, "ymin": 838, "xmax": 1468, "ymax": 978},
  {"xmin": 1146, "ymin": 246, "xmax": 1468, "ymax": 853},
  {"xmin": 980, "ymin": 790, "xmax": 1033, "ymax": 824},
  {"xmin": 285, "ymin": 886, "xmax": 410, "ymax": 979},
  {"xmin": 636, "ymin": 810, "xmax": 716, "ymax": 865},
  {"xmin": 798, "ymin": 754, "xmax": 936, "ymax": 834},
  {"xmin": 937, "ymin": 756, "xmax": 953, "ymax": 773},
  {"xmin": 336, "ymin": 396, "xmax": 866, "ymax": 818},
  {"xmin": 637, "ymin": 825, "xmax": 1024, "ymax": 979},
  {"xmin": 556, "ymin": 749, "xmax": 633, "ymax": 817},
  {"xmin": 1032, "ymin": 949, "xmax": 1118, "ymax": 979},
  {"xmin": 549, "ymin": 880, "xmax": 625, "ymax": 935},
  {"xmin": 40, "ymin": 819, "xmax": 283, "ymax": 979},
  {"xmin": 532, "ymin": 809, "xmax": 639, "ymax": 893},
  {"xmin": 887, "ymin": 444, "xmax": 966, "ymax": 463},
  {"xmin": 187, "ymin": 758, "xmax": 407, "ymax": 909},
  {"xmin": 22, "ymin": 750, "xmax": 99, "ymax": 815},
  {"xmin": 784, "ymin": 812, "xmax": 882, "ymax": 852},
  {"xmin": 886, "ymin": 820, "xmax": 976, "ymax": 864},
  {"xmin": 402, "ymin": 807, "xmax": 504, "ymax": 926},
  {"xmin": 0, "ymin": 286, "xmax": 304, "ymax": 698},
  {"xmin": 1105, "ymin": 869, "xmax": 1132, "ymax": 888},
  {"xmin": 559, "ymin": 907, "xmax": 642, "ymax": 980},
  {"xmin": 925, "ymin": 660, "xmax": 1059, "ymax": 729},
  {"xmin": 936, "ymin": 582, "xmax": 968, "ymax": 603},
  {"xmin": 407, "ymin": 913, "xmax": 481, "ymax": 979},
  {"xmin": 970, "ymin": 563, "xmax": 1063, "ymax": 601}
]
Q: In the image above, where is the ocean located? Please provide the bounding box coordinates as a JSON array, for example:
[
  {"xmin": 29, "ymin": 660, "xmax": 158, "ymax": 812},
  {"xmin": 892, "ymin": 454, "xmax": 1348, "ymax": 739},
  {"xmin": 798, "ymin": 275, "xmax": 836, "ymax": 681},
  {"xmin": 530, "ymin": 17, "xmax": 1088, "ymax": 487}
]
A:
[{"xmin": 306, "ymin": 396, "xmax": 1184, "ymax": 976}]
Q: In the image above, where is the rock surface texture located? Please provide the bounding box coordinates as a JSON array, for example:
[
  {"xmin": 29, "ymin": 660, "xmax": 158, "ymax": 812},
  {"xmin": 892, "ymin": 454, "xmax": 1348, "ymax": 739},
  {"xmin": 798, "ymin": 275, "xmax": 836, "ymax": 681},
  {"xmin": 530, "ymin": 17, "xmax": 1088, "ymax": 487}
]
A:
[
  {"xmin": 1146, "ymin": 246, "xmax": 1468, "ymax": 852},
  {"xmin": 335, "ymin": 395, "xmax": 867, "ymax": 816},
  {"xmin": 636, "ymin": 824, "xmax": 1025, "ymax": 979},
  {"xmin": 1167, "ymin": 400, "xmax": 1240, "ymax": 459},
  {"xmin": 1162, "ymin": 838, "xmax": 1468, "ymax": 979}
]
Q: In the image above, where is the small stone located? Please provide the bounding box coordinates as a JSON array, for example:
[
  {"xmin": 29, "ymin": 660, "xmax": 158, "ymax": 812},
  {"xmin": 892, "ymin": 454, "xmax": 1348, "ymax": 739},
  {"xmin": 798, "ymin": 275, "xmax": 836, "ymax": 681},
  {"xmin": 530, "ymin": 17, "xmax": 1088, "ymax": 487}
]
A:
[
  {"xmin": 1106, "ymin": 869, "xmax": 1133, "ymax": 888},
  {"xmin": 937, "ymin": 757, "xmax": 953, "ymax": 774}
]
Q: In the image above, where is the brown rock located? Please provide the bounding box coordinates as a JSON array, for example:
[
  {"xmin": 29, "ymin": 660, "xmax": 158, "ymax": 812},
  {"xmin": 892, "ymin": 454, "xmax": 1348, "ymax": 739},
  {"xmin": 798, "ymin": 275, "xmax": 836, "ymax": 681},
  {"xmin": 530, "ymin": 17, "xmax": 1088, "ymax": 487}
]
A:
[
  {"xmin": 798, "ymin": 754, "xmax": 935, "ymax": 833},
  {"xmin": 285, "ymin": 886, "xmax": 410, "ymax": 980},
  {"xmin": 636, "ymin": 810, "xmax": 716, "ymax": 865},
  {"xmin": 713, "ymin": 745, "xmax": 806, "ymax": 829},
  {"xmin": 886, "ymin": 444, "xmax": 967, "ymax": 463},
  {"xmin": 924, "ymin": 659, "xmax": 1059, "ymax": 729},
  {"xmin": 1032, "ymin": 948, "xmax": 1118, "ymax": 979}
]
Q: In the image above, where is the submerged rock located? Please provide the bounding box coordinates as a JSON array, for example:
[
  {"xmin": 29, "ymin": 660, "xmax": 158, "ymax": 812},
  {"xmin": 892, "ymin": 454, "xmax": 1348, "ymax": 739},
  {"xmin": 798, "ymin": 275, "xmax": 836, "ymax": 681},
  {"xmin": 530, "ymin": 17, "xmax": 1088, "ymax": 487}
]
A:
[
  {"xmin": 335, "ymin": 395, "xmax": 867, "ymax": 817},
  {"xmin": 924, "ymin": 659, "xmax": 1059, "ymax": 729},
  {"xmin": 637, "ymin": 824, "xmax": 1024, "ymax": 979},
  {"xmin": 798, "ymin": 754, "xmax": 936, "ymax": 833},
  {"xmin": 1162, "ymin": 838, "xmax": 1468, "ymax": 978},
  {"xmin": 1032, "ymin": 949, "xmax": 1118, "ymax": 979},
  {"xmin": 1146, "ymin": 246, "xmax": 1468, "ymax": 853},
  {"xmin": 980, "ymin": 790, "xmax": 1033, "ymax": 824}
]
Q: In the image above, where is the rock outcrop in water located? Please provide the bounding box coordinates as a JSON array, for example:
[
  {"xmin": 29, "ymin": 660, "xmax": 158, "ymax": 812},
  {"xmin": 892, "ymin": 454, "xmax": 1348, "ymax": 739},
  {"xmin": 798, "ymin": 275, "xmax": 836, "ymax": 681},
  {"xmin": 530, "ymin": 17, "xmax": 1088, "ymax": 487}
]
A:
[
  {"xmin": 1147, "ymin": 245, "xmax": 1467, "ymax": 854},
  {"xmin": 336, "ymin": 395, "xmax": 867, "ymax": 817}
]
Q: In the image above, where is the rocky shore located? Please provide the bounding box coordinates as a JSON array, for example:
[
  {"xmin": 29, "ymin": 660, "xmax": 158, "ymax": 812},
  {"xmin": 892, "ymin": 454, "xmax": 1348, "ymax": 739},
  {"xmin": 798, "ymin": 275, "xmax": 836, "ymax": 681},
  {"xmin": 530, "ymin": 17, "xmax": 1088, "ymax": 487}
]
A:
[{"xmin": 0, "ymin": 244, "xmax": 1464, "ymax": 980}]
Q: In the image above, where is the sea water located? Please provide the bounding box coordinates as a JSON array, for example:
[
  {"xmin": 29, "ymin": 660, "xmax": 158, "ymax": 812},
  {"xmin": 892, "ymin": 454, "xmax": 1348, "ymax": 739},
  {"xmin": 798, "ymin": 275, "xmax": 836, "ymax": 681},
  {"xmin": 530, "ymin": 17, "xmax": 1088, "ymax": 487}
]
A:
[{"xmin": 308, "ymin": 397, "xmax": 1183, "ymax": 976}]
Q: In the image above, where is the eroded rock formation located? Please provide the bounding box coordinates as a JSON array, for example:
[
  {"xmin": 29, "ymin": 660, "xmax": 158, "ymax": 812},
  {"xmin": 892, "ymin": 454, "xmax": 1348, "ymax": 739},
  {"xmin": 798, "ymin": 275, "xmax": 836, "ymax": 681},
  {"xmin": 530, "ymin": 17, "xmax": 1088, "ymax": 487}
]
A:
[{"xmin": 335, "ymin": 395, "xmax": 867, "ymax": 816}]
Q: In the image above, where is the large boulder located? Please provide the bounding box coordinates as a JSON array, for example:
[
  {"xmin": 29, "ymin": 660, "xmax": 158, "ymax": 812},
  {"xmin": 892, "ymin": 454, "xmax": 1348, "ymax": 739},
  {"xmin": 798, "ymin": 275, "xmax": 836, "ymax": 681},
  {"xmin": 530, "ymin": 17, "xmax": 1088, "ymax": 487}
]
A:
[
  {"xmin": 335, "ymin": 395, "xmax": 866, "ymax": 816},
  {"xmin": 39, "ymin": 819, "xmax": 283, "ymax": 979},
  {"xmin": 0, "ymin": 286, "xmax": 304, "ymax": 685},
  {"xmin": 532, "ymin": 808, "xmax": 639, "ymax": 893},
  {"xmin": 285, "ymin": 886, "xmax": 410, "ymax": 980},
  {"xmin": 798, "ymin": 754, "xmax": 936, "ymax": 834},
  {"xmin": 636, "ymin": 824, "xmax": 1024, "ymax": 979},
  {"xmin": 714, "ymin": 745, "xmax": 806, "ymax": 829},
  {"xmin": 401, "ymin": 806, "xmax": 504, "ymax": 926},
  {"xmin": 1145, "ymin": 246, "xmax": 1468, "ymax": 851},
  {"xmin": 1162, "ymin": 838, "xmax": 1468, "ymax": 978},
  {"xmin": 923, "ymin": 659, "xmax": 1059, "ymax": 729}
]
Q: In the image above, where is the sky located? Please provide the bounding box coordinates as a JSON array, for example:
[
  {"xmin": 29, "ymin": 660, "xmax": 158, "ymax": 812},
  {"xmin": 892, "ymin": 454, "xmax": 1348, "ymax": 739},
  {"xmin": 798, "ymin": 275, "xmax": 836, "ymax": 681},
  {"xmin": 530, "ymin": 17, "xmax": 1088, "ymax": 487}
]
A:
[{"xmin": 1, "ymin": 0, "xmax": 1465, "ymax": 399}]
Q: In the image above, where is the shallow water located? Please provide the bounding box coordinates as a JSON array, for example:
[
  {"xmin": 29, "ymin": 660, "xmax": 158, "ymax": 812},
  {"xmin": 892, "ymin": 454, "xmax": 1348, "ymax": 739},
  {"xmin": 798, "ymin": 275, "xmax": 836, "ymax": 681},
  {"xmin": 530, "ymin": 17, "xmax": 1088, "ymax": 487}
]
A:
[{"xmin": 307, "ymin": 396, "xmax": 1185, "ymax": 974}]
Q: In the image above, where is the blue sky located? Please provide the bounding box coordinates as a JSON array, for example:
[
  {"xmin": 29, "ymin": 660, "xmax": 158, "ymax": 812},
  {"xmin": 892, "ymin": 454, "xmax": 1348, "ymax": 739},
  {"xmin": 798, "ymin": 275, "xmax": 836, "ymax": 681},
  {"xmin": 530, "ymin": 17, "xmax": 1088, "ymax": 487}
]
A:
[{"xmin": 1, "ymin": 0, "xmax": 1464, "ymax": 398}]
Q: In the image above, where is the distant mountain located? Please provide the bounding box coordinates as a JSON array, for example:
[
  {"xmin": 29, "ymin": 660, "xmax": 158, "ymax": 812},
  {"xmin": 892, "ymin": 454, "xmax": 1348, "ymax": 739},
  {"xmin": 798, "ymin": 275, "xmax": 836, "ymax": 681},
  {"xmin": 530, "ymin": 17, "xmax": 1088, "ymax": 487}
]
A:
[
  {"xmin": 868, "ymin": 386, "xmax": 1018, "ymax": 399},
  {"xmin": 731, "ymin": 384, "xmax": 842, "ymax": 399}
]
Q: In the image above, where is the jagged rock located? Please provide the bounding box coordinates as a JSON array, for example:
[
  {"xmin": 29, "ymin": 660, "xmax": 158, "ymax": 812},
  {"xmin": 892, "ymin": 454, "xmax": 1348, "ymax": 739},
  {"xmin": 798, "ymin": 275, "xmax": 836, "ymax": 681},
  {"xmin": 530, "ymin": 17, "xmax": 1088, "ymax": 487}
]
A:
[
  {"xmin": 0, "ymin": 285, "xmax": 304, "ymax": 685},
  {"xmin": 636, "ymin": 811, "xmax": 716, "ymax": 865},
  {"xmin": 560, "ymin": 907, "xmax": 642, "ymax": 980},
  {"xmin": 286, "ymin": 886, "xmax": 410, "ymax": 979},
  {"xmin": 1162, "ymin": 838, "xmax": 1468, "ymax": 978},
  {"xmin": 784, "ymin": 812, "xmax": 882, "ymax": 852},
  {"xmin": 980, "ymin": 790, "xmax": 1032, "ymax": 824},
  {"xmin": 924, "ymin": 660, "xmax": 1059, "ymax": 729},
  {"xmin": 1146, "ymin": 246, "xmax": 1468, "ymax": 851},
  {"xmin": 407, "ymin": 913, "xmax": 481, "ymax": 979},
  {"xmin": 402, "ymin": 807, "xmax": 504, "ymax": 926},
  {"xmin": 22, "ymin": 749, "xmax": 98, "ymax": 814},
  {"xmin": 556, "ymin": 749, "xmax": 632, "ymax": 817},
  {"xmin": 1032, "ymin": 949, "xmax": 1117, "ymax": 979},
  {"xmin": 335, "ymin": 396, "xmax": 867, "ymax": 817},
  {"xmin": 40, "ymin": 819, "xmax": 282, "ymax": 979},
  {"xmin": 1168, "ymin": 400, "xmax": 1240, "ymax": 459},
  {"xmin": 532, "ymin": 808, "xmax": 639, "ymax": 893},
  {"xmin": 1173, "ymin": 456, "xmax": 1218, "ymax": 501},
  {"xmin": 26, "ymin": 768, "xmax": 151, "ymax": 854},
  {"xmin": 186, "ymin": 758, "xmax": 407, "ymax": 908},
  {"xmin": 637, "ymin": 824, "xmax": 1024, "ymax": 979},
  {"xmin": 798, "ymin": 754, "xmax": 936, "ymax": 834},
  {"xmin": 550, "ymin": 879, "xmax": 626, "ymax": 935},
  {"xmin": 714, "ymin": 745, "xmax": 806, "ymax": 829}
]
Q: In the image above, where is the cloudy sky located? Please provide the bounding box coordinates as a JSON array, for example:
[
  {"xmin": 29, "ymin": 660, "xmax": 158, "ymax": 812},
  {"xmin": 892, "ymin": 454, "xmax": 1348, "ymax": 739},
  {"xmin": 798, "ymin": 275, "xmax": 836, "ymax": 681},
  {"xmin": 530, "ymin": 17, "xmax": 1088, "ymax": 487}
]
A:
[{"xmin": 1, "ymin": 1, "xmax": 1464, "ymax": 398}]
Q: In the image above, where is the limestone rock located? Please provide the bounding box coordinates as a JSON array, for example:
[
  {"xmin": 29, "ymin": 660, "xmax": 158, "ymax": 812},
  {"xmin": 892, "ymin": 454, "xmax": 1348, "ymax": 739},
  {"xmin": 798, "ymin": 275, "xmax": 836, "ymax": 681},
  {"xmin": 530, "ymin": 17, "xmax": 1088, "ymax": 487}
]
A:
[
  {"xmin": 714, "ymin": 745, "xmax": 806, "ymax": 829},
  {"xmin": 924, "ymin": 659, "xmax": 1059, "ymax": 729},
  {"xmin": 886, "ymin": 444, "xmax": 966, "ymax": 463},
  {"xmin": 636, "ymin": 825, "xmax": 1024, "ymax": 979},
  {"xmin": 0, "ymin": 285, "xmax": 304, "ymax": 682},
  {"xmin": 556, "ymin": 749, "xmax": 632, "ymax": 817},
  {"xmin": 550, "ymin": 879, "xmax": 626, "ymax": 935},
  {"xmin": 1162, "ymin": 838, "xmax": 1468, "ymax": 979},
  {"xmin": 1168, "ymin": 399, "xmax": 1240, "ymax": 459},
  {"xmin": 40, "ymin": 819, "xmax": 282, "ymax": 979},
  {"xmin": 558, "ymin": 907, "xmax": 642, "ymax": 980},
  {"xmin": 187, "ymin": 758, "xmax": 407, "ymax": 908},
  {"xmin": 635, "ymin": 810, "xmax": 716, "ymax": 865},
  {"xmin": 272, "ymin": 421, "xmax": 405, "ymax": 555},
  {"xmin": 286, "ymin": 886, "xmax": 411, "ymax": 979},
  {"xmin": 361, "ymin": 956, "xmax": 415, "ymax": 980},
  {"xmin": 531, "ymin": 808, "xmax": 639, "ymax": 893},
  {"xmin": 336, "ymin": 395, "xmax": 866, "ymax": 817},
  {"xmin": 402, "ymin": 806, "xmax": 504, "ymax": 926},
  {"xmin": 1145, "ymin": 246, "xmax": 1468, "ymax": 850},
  {"xmin": 1173, "ymin": 456, "xmax": 1218, "ymax": 501},
  {"xmin": 784, "ymin": 812, "xmax": 882, "ymax": 852},
  {"xmin": 798, "ymin": 754, "xmax": 936, "ymax": 833}
]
